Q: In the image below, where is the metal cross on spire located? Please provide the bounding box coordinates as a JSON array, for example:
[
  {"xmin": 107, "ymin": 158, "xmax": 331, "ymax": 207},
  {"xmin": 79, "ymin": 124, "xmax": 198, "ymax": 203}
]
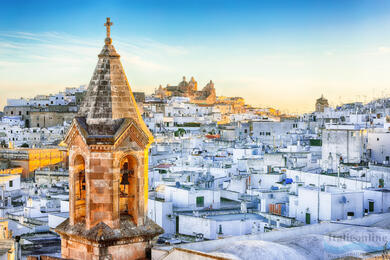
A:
[{"xmin": 104, "ymin": 17, "xmax": 113, "ymax": 44}]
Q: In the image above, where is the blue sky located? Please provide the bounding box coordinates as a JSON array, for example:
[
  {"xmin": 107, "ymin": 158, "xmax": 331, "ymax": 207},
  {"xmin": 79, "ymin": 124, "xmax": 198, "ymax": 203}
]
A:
[{"xmin": 1, "ymin": 0, "xmax": 390, "ymax": 113}]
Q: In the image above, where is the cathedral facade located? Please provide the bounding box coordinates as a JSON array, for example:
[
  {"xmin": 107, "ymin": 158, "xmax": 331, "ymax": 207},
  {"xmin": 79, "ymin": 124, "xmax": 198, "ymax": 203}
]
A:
[
  {"xmin": 315, "ymin": 94, "xmax": 329, "ymax": 112},
  {"xmin": 155, "ymin": 76, "xmax": 217, "ymax": 104}
]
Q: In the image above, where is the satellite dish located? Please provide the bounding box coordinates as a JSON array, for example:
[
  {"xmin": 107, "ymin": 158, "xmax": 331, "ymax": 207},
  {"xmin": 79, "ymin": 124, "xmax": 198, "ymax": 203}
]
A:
[{"xmin": 339, "ymin": 196, "xmax": 347, "ymax": 204}]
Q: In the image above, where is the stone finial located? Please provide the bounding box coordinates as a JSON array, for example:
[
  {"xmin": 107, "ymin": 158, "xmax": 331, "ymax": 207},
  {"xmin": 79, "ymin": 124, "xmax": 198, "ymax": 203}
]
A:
[{"xmin": 104, "ymin": 17, "xmax": 113, "ymax": 45}]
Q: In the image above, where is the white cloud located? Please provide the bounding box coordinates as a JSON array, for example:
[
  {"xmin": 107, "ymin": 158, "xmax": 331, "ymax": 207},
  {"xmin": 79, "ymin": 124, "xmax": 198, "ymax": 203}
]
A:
[
  {"xmin": 0, "ymin": 30, "xmax": 189, "ymax": 109},
  {"xmin": 0, "ymin": 31, "xmax": 186, "ymax": 72}
]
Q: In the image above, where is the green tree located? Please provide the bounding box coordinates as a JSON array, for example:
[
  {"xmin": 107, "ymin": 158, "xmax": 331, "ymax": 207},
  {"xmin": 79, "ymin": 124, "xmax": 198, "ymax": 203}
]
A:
[{"xmin": 174, "ymin": 128, "xmax": 186, "ymax": 137}]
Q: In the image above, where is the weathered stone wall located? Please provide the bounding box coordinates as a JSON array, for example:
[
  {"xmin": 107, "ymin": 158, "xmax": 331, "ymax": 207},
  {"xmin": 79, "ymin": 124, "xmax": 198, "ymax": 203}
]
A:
[
  {"xmin": 0, "ymin": 148, "xmax": 66, "ymax": 178},
  {"xmin": 30, "ymin": 111, "xmax": 75, "ymax": 128},
  {"xmin": 88, "ymin": 150, "xmax": 115, "ymax": 229},
  {"xmin": 61, "ymin": 237, "xmax": 150, "ymax": 260}
]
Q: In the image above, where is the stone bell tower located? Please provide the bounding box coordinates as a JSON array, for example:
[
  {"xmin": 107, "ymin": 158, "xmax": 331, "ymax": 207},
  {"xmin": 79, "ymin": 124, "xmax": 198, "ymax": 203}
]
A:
[{"xmin": 55, "ymin": 18, "xmax": 163, "ymax": 260}]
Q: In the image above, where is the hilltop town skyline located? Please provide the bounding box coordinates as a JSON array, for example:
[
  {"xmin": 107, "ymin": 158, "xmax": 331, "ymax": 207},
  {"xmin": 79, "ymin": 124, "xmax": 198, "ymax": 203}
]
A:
[{"xmin": 1, "ymin": 78, "xmax": 388, "ymax": 115}]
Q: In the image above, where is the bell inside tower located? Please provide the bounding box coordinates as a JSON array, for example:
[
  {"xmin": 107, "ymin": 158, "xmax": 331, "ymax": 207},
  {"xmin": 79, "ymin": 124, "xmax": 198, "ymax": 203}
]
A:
[
  {"xmin": 119, "ymin": 155, "xmax": 138, "ymax": 219},
  {"xmin": 74, "ymin": 155, "xmax": 86, "ymax": 222}
]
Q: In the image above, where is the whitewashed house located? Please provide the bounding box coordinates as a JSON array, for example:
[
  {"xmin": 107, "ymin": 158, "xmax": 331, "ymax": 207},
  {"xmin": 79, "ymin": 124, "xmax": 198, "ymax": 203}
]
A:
[
  {"xmin": 163, "ymin": 186, "xmax": 221, "ymax": 210},
  {"xmin": 178, "ymin": 213, "xmax": 267, "ymax": 240},
  {"xmin": 289, "ymin": 186, "xmax": 364, "ymax": 224},
  {"xmin": 321, "ymin": 127, "xmax": 366, "ymax": 173}
]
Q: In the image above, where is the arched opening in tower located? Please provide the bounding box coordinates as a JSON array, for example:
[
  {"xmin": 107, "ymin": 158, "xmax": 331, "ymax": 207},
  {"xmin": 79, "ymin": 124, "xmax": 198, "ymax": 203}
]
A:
[
  {"xmin": 119, "ymin": 155, "xmax": 138, "ymax": 222},
  {"xmin": 74, "ymin": 155, "xmax": 86, "ymax": 222}
]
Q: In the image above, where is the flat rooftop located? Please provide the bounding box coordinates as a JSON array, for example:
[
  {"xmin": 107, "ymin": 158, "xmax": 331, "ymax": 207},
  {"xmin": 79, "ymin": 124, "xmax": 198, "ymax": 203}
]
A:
[
  {"xmin": 205, "ymin": 213, "xmax": 266, "ymax": 221},
  {"xmin": 50, "ymin": 212, "xmax": 69, "ymax": 218},
  {"xmin": 154, "ymin": 213, "xmax": 390, "ymax": 260}
]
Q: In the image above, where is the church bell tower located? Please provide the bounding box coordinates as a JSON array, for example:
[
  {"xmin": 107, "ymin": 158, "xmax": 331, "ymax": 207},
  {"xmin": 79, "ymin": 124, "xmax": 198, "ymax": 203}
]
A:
[{"xmin": 55, "ymin": 18, "xmax": 163, "ymax": 260}]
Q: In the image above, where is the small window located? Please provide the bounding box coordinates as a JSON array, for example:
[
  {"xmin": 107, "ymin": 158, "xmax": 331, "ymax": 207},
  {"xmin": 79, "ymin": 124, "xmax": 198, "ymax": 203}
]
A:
[
  {"xmin": 26, "ymin": 111, "xmax": 29, "ymax": 115},
  {"xmin": 218, "ymin": 224, "xmax": 223, "ymax": 234},
  {"xmin": 9, "ymin": 180, "xmax": 13, "ymax": 188},
  {"xmin": 18, "ymin": 111, "xmax": 21, "ymax": 115},
  {"xmin": 10, "ymin": 111, "xmax": 13, "ymax": 115},
  {"xmin": 369, "ymin": 201, "xmax": 374, "ymax": 212},
  {"xmin": 196, "ymin": 196, "xmax": 204, "ymax": 207},
  {"xmin": 377, "ymin": 138, "xmax": 380, "ymax": 141}
]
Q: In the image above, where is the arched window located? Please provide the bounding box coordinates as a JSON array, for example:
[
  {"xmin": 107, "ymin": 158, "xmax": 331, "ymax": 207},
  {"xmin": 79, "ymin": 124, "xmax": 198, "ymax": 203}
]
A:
[
  {"xmin": 74, "ymin": 155, "xmax": 86, "ymax": 222},
  {"xmin": 119, "ymin": 155, "xmax": 137, "ymax": 219}
]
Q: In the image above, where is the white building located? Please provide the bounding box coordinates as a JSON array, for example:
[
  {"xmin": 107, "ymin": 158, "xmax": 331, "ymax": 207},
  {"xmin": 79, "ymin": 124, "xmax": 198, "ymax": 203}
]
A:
[
  {"xmin": 363, "ymin": 189, "xmax": 390, "ymax": 214},
  {"xmin": 0, "ymin": 175, "xmax": 20, "ymax": 193},
  {"xmin": 250, "ymin": 120, "xmax": 297, "ymax": 146},
  {"xmin": 289, "ymin": 186, "xmax": 364, "ymax": 224},
  {"xmin": 178, "ymin": 213, "xmax": 267, "ymax": 240},
  {"xmin": 249, "ymin": 173, "xmax": 285, "ymax": 190},
  {"xmin": 6, "ymin": 85, "xmax": 85, "ymax": 108},
  {"xmin": 163, "ymin": 186, "xmax": 220, "ymax": 209},
  {"xmin": 48, "ymin": 200, "xmax": 69, "ymax": 229},
  {"xmin": 366, "ymin": 164, "xmax": 390, "ymax": 188},
  {"xmin": 0, "ymin": 122, "xmax": 66, "ymax": 147},
  {"xmin": 1, "ymin": 116, "xmax": 24, "ymax": 127},
  {"xmin": 367, "ymin": 129, "xmax": 390, "ymax": 164},
  {"xmin": 286, "ymin": 169, "xmax": 372, "ymax": 191},
  {"xmin": 148, "ymin": 198, "xmax": 175, "ymax": 235},
  {"xmin": 321, "ymin": 128, "xmax": 366, "ymax": 172}
]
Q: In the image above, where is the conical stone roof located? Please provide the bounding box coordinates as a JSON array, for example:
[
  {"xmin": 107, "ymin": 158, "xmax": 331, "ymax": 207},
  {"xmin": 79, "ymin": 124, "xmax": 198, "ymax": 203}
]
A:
[
  {"xmin": 78, "ymin": 43, "xmax": 141, "ymax": 126},
  {"xmin": 75, "ymin": 20, "xmax": 153, "ymax": 140}
]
